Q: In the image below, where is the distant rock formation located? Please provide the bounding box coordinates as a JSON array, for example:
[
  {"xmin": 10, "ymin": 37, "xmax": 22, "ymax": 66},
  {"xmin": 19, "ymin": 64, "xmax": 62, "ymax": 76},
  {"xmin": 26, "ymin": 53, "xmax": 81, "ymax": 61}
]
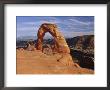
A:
[
  {"xmin": 75, "ymin": 36, "xmax": 85, "ymax": 50},
  {"xmin": 66, "ymin": 35, "xmax": 94, "ymax": 54},
  {"xmin": 26, "ymin": 41, "xmax": 36, "ymax": 51},
  {"xmin": 42, "ymin": 44, "xmax": 53, "ymax": 55}
]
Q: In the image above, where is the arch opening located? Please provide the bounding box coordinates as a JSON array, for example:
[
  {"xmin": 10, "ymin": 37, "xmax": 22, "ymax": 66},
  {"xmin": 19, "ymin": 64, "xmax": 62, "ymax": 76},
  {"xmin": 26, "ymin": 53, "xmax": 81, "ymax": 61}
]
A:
[{"xmin": 42, "ymin": 32, "xmax": 56, "ymax": 55}]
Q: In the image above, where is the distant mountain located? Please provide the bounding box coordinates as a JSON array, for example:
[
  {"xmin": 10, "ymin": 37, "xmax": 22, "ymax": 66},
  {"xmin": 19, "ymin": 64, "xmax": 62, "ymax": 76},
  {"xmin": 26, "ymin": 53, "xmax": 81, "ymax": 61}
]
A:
[
  {"xmin": 17, "ymin": 35, "xmax": 54, "ymax": 41},
  {"xmin": 66, "ymin": 35, "xmax": 94, "ymax": 50},
  {"xmin": 17, "ymin": 36, "xmax": 37, "ymax": 41},
  {"xmin": 17, "ymin": 35, "xmax": 94, "ymax": 50}
]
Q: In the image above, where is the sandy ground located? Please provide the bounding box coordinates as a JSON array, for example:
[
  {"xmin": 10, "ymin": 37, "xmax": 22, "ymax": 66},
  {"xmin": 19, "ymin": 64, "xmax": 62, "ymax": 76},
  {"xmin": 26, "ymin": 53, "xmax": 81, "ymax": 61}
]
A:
[{"xmin": 16, "ymin": 50, "xmax": 94, "ymax": 74}]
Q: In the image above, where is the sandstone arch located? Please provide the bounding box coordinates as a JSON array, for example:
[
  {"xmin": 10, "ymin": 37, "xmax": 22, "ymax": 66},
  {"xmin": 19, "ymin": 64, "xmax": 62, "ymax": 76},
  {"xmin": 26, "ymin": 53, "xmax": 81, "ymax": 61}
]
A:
[
  {"xmin": 35, "ymin": 23, "xmax": 79, "ymax": 66},
  {"xmin": 36, "ymin": 23, "xmax": 70, "ymax": 53}
]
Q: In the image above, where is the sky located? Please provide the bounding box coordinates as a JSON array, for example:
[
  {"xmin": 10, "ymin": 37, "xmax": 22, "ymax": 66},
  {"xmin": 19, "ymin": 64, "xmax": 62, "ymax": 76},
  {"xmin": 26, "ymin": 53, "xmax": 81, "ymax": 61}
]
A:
[{"xmin": 16, "ymin": 16, "xmax": 94, "ymax": 39}]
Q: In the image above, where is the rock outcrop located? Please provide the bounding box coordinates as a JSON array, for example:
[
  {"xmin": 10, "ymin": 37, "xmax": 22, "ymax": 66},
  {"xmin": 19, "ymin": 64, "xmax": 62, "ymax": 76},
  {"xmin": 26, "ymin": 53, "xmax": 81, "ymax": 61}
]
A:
[
  {"xmin": 66, "ymin": 35, "xmax": 94, "ymax": 69},
  {"xmin": 26, "ymin": 41, "xmax": 36, "ymax": 51},
  {"xmin": 17, "ymin": 50, "xmax": 94, "ymax": 74},
  {"xmin": 66, "ymin": 35, "xmax": 94, "ymax": 54}
]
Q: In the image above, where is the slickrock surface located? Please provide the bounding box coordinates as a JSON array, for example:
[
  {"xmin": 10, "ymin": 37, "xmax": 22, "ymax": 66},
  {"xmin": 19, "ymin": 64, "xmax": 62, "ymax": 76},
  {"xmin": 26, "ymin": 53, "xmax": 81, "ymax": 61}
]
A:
[{"xmin": 16, "ymin": 50, "xmax": 94, "ymax": 74}]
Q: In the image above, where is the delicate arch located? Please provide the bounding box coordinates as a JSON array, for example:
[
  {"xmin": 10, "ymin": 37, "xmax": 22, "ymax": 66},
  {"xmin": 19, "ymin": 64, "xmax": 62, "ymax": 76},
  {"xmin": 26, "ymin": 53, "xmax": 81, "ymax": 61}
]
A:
[{"xmin": 36, "ymin": 23, "xmax": 70, "ymax": 53}]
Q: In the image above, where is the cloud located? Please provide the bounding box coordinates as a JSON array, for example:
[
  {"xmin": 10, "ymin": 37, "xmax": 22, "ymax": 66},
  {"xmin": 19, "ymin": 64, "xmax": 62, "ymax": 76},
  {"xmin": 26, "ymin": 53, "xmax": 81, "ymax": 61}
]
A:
[
  {"xmin": 17, "ymin": 16, "xmax": 94, "ymax": 38},
  {"xmin": 68, "ymin": 18, "xmax": 93, "ymax": 25},
  {"xmin": 19, "ymin": 17, "xmax": 62, "ymax": 26},
  {"xmin": 59, "ymin": 18, "xmax": 94, "ymax": 32}
]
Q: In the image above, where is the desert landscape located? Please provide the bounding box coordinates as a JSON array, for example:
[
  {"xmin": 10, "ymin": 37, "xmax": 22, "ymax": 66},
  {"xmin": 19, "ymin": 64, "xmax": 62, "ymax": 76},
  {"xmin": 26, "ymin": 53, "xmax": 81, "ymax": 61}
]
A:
[
  {"xmin": 17, "ymin": 50, "xmax": 94, "ymax": 74},
  {"xmin": 16, "ymin": 23, "xmax": 94, "ymax": 74}
]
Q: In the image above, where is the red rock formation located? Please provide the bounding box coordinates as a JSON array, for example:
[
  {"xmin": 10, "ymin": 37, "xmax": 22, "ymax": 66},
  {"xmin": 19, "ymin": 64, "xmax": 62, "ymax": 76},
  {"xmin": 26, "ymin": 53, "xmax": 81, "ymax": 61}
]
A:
[{"xmin": 36, "ymin": 23, "xmax": 70, "ymax": 53}]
